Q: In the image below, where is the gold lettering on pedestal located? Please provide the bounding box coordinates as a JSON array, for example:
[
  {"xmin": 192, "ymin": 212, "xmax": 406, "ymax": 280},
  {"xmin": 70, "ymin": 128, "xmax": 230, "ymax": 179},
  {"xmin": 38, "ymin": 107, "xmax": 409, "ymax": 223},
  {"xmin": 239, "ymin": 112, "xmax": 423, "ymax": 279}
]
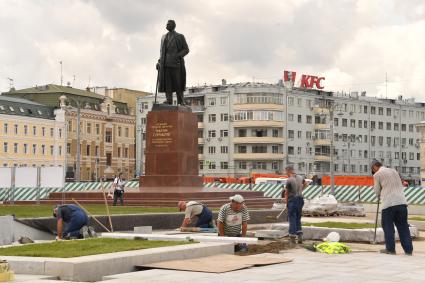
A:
[{"xmin": 151, "ymin": 122, "xmax": 174, "ymax": 148}]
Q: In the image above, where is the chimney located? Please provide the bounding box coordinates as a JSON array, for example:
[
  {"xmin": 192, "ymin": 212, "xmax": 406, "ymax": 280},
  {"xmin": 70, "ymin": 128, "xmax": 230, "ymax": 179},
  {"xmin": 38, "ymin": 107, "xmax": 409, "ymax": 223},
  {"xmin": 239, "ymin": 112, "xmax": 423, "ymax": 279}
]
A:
[{"xmin": 221, "ymin": 79, "xmax": 227, "ymax": 85}]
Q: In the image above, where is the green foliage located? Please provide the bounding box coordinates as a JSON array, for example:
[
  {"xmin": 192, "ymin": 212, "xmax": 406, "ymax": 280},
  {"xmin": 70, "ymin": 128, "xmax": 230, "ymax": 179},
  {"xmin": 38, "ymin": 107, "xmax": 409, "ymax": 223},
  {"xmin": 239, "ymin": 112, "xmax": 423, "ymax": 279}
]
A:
[
  {"xmin": 409, "ymin": 216, "xmax": 425, "ymax": 221},
  {"xmin": 302, "ymin": 222, "xmax": 378, "ymax": 229},
  {"xmin": 0, "ymin": 238, "xmax": 191, "ymax": 258},
  {"xmin": 0, "ymin": 205, "xmax": 178, "ymax": 218}
]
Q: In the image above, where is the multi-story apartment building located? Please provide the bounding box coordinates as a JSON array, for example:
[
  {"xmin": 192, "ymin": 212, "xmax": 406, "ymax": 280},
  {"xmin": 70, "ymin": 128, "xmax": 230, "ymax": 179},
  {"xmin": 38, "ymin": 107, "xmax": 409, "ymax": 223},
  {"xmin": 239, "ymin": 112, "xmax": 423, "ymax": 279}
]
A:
[
  {"xmin": 0, "ymin": 95, "xmax": 65, "ymax": 167},
  {"xmin": 3, "ymin": 84, "xmax": 136, "ymax": 181},
  {"xmin": 136, "ymin": 81, "xmax": 423, "ymax": 182}
]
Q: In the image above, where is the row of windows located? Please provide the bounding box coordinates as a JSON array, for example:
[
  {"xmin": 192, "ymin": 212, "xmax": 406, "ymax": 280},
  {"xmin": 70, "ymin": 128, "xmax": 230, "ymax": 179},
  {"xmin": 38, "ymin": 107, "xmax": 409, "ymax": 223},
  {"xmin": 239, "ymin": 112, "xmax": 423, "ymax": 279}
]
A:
[
  {"xmin": 68, "ymin": 122, "xmax": 131, "ymax": 138},
  {"xmin": 207, "ymin": 97, "xmax": 228, "ymax": 106},
  {"xmin": 2, "ymin": 123, "xmax": 62, "ymax": 137},
  {"xmin": 288, "ymin": 97, "xmax": 425, "ymax": 119},
  {"xmin": 2, "ymin": 142, "xmax": 62, "ymax": 155},
  {"xmin": 0, "ymin": 105, "xmax": 44, "ymax": 115},
  {"xmin": 199, "ymin": 161, "xmax": 280, "ymax": 171}
]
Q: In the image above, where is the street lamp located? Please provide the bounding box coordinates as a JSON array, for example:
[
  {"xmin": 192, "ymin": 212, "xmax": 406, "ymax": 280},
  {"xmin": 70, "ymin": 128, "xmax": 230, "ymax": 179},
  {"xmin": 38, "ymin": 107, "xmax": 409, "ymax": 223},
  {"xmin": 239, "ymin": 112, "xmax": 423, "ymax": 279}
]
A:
[{"xmin": 60, "ymin": 95, "xmax": 81, "ymax": 182}]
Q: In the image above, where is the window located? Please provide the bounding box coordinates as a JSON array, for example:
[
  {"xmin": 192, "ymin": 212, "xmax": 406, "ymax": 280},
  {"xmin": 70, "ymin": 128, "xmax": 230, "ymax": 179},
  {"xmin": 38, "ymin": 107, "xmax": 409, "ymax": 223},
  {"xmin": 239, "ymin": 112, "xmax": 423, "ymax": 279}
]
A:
[
  {"xmin": 306, "ymin": 131, "xmax": 312, "ymax": 139},
  {"xmin": 220, "ymin": 146, "xmax": 228, "ymax": 154},
  {"xmin": 342, "ymin": 119, "xmax": 347, "ymax": 127},
  {"xmin": 220, "ymin": 97, "xmax": 227, "ymax": 105},
  {"xmin": 208, "ymin": 98, "xmax": 216, "ymax": 106},
  {"xmin": 220, "ymin": 162, "xmax": 228, "ymax": 169},
  {"xmin": 208, "ymin": 114, "xmax": 216, "ymax": 123},
  {"xmin": 288, "ymin": 97, "xmax": 294, "ymax": 106},
  {"xmin": 87, "ymin": 123, "xmax": 91, "ymax": 134},
  {"xmin": 14, "ymin": 124, "xmax": 18, "ymax": 134},
  {"xmin": 252, "ymin": 162, "xmax": 267, "ymax": 170},
  {"xmin": 238, "ymin": 145, "xmax": 247, "ymax": 153},
  {"xmin": 387, "ymin": 108, "xmax": 391, "ymax": 116},
  {"xmin": 41, "ymin": 145, "xmax": 45, "ymax": 155},
  {"xmin": 288, "ymin": 130, "xmax": 294, "ymax": 139},
  {"xmin": 378, "ymin": 122, "xmax": 383, "ymax": 130},
  {"xmin": 297, "ymin": 115, "xmax": 302, "ymax": 123},
  {"xmin": 118, "ymin": 127, "xmax": 122, "ymax": 136},
  {"xmin": 238, "ymin": 129, "xmax": 246, "ymax": 137},
  {"xmin": 272, "ymin": 145, "xmax": 279, "ymax": 153},
  {"xmin": 13, "ymin": 143, "xmax": 18, "ymax": 153},
  {"xmin": 288, "ymin": 146, "xmax": 294, "ymax": 155},
  {"xmin": 125, "ymin": 127, "xmax": 129, "ymax": 137},
  {"xmin": 220, "ymin": 113, "xmax": 228, "ymax": 121},
  {"xmin": 24, "ymin": 125, "xmax": 28, "ymax": 135},
  {"xmin": 306, "ymin": 115, "xmax": 312, "ymax": 124},
  {"xmin": 67, "ymin": 143, "xmax": 71, "ymax": 154},
  {"xmin": 96, "ymin": 124, "xmax": 100, "ymax": 135},
  {"xmin": 378, "ymin": 107, "xmax": 383, "ymax": 115},
  {"xmin": 350, "ymin": 119, "xmax": 356, "ymax": 128},
  {"xmin": 33, "ymin": 126, "xmax": 36, "ymax": 135},
  {"xmin": 272, "ymin": 129, "xmax": 279, "ymax": 137},
  {"xmin": 23, "ymin": 144, "xmax": 28, "ymax": 154},
  {"xmin": 239, "ymin": 161, "xmax": 247, "ymax": 169},
  {"xmin": 334, "ymin": 118, "xmax": 339, "ymax": 127},
  {"xmin": 394, "ymin": 123, "xmax": 399, "ymax": 131},
  {"xmin": 297, "ymin": 98, "xmax": 302, "ymax": 106},
  {"xmin": 409, "ymin": 124, "xmax": 414, "ymax": 132},
  {"xmin": 297, "ymin": 131, "xmax": 302, "ymax": 139},
  {"xmin": 86, "ymin": 145, "xmax": 91, "ymax": 156},
  {"xmin": 220, "ymin": 130, "xmax": 228, "ymax": 137},
  {"xmin": 106, "ymin": 153, "xmax": 112, "ymax": 166},
  {"xmin": 364, "ymin": 106, "xmax": 368, "ymax": 113},
  {"xmin": 371, "ymin": 121, "xmax": 376, "ymax": 129},
  {"xmin": 401, "ymin": 124, "xmax": 406, "ymax": 132},
  {"xmin": 288, "ymin": 114, "xmax": 294, "ymax": 121},
  {"xmin": 386, "ymin": 123, "xmax": 391, "ymax": 131},
  {"xmin": 3, "ymin": 142, "xmax": 7, "ymax": 153},
  {"xmin": 358, "ymin": 120, "xmax": 362, "ymax": 128},
  {"xmin": 208, "ymin": 162, "xmax": 216, "ymax": 169},
  {"xmin": 371, "ymin": 106, "xmax": 376, "ymax": 114},
  {"xmin": 49, "ymin": 127, "xmax": 54, "ymax": 137},
  {"xmin": 252, "ymin": 145, "xmax": 267, "ymax": 153},
  {"xmin": 32, "ymin": 144, "xmax": 36, "ymax": 154},
  {"xmin": 50, "ymin": 145, "xmax": 54, "ymax": 155},
  {"xmin": 124, "ymin": 148, "xmax": 128, "ymax": 158},
  {"xmin": 68, "ymin": 121, "xmax": 72, "ymax": 132},
  {"xmin": 105, "ymin": 129, "xmax": 112, "ymax": 143},
  {"xmin": 42, "ymin": 127, "xmax": 45, "ymax": 136},
  {"xmin": 364, "ymin": 121, "xmax": 368, "ymax": 128},
  {"xmin": 208, "ymin": 130, "xmax": 216, "ymax": 138},
  {"xmin": 272, "ymin": 162, "xmax": 279, "ymax": 170},
  {"xmin": 141, "ymin": 102, "xmax": 149, "ymax": 110},
  {"xmin": 3, "ymin": 123, "xmax": 7, "ymax": 134}
]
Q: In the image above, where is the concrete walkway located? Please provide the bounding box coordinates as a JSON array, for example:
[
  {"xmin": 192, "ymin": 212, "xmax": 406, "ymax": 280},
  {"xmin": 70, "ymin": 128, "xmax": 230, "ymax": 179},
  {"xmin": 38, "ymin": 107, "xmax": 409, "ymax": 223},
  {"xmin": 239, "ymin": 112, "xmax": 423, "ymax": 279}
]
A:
[{"xmin": 13, "ymin": 240, "xmax": 425, "ymax": 283}]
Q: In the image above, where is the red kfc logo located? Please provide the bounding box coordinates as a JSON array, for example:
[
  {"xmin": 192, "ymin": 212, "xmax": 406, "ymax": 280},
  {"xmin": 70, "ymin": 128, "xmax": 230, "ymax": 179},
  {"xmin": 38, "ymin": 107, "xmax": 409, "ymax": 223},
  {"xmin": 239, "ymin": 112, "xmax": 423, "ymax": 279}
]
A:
[{"xmin": 283, "ymin": 70, "xmax": 325, "ymax": 90}]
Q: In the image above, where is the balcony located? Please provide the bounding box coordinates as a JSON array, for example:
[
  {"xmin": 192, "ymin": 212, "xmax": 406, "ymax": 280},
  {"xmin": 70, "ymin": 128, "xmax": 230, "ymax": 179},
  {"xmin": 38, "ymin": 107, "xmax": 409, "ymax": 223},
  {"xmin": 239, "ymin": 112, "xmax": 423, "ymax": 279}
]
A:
[
  {"xmin": 314, "ymin": 123, "xmax": 329, "ymax": 130},
  {"xmin": 233, "ymin": 120, "xmax": 283, "ymax": 128},
  {"xmin": 233, "ymin": 153, "xmax": 284, "ymax": 160},
  {"xmin": 313, "ymin": 138, "xmax": 331, "ymax": 146},
  {"xmin": 234, "ymin": 104, "xmax": 283, "ymax": 111},
  {"xmin": 314, "ymin": 154, "xmax": 331, "ymax": 162},
  {"xmin": 191, "ymin": 105, "xmax": 205, "ymax": 112},
  {"xmin": 313, "ymin": 107, "xmax": 330, "ymax": 115},
  {"xmin": 233, "ymin": 137, "xmax": 284, "ymax": 144},
  {"xmin": 197, "ymin": 122, "xmax": 204, "ymax": 128},
  {"xmin": 198, "ymin": 154, "xmax": 204, "ymax": 160},
  {"xmin": 198, "ymin": 138, "xmax": 204, "ymax": 144}
]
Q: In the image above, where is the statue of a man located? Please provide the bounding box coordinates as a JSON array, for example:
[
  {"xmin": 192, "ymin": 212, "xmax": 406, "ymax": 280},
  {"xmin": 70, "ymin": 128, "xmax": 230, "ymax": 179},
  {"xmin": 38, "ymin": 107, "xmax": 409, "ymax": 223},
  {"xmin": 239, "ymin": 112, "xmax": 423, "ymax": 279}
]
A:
[{"xmin": 156, "ymin": 20, "xmax": 189, "ymax": 105}]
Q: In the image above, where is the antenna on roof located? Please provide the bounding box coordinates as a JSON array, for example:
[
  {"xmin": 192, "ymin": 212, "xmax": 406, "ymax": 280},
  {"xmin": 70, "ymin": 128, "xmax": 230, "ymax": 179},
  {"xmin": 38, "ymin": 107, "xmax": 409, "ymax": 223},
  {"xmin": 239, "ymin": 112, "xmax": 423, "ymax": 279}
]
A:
[
  {"xmin": 59, "ymin": 61, "xmax": 63, "ymax": 86},
  {"xmin": 73, "ymin": 75, "xmax": 76, "ymax": 87},
  {"xmin": 7, "ymin": 77, "xmax": 14, "ymax": 90}
]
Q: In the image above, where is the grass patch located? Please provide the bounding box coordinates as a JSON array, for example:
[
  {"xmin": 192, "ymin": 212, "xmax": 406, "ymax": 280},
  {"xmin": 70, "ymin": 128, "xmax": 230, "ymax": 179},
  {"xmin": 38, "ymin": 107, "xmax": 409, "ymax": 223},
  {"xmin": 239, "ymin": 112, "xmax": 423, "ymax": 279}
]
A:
[
  {"xmin": 302, "ymin": 222, "xmax": 378, "ymax": 229},
  {"xmin": 409, "ymin": 216, "xmax": 425, "ymax": 222},
  {"xmin": 0, "ymin": 205, "xmax": 178, "ymax": 218},
  {"xmin": 0, "ymin": 238, "xmax": 191, "ymax": 258}
]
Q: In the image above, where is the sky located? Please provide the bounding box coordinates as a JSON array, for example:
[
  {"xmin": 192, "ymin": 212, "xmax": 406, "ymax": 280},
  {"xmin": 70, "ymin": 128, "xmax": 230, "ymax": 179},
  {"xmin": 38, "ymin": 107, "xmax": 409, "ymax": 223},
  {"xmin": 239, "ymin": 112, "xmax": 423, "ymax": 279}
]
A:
[{"xmin": 1, "ymin": 0, "xmax": 425, "ymax": 100}]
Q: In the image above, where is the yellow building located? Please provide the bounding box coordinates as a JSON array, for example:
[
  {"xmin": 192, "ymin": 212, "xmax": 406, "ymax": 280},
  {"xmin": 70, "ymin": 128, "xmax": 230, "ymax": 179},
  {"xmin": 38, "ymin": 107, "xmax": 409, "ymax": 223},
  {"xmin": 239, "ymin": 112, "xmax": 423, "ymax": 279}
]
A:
[
  {"xmin": 3, "ymin": 84, "xmax": 136, "ymax": 181},
  {"xmin": 89, "ymin": 87, "xmax": 150, "ymax": 113},
  {"xmin": 0, "ymin": 95, "xmax": 65, "ymax": 167}
]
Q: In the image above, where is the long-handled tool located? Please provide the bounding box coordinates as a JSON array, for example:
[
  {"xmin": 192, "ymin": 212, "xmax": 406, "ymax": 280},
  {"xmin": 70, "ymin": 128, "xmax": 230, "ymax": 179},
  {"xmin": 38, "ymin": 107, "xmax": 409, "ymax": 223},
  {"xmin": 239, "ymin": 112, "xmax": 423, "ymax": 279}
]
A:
[
  {"xmin": 372, "ymin": 194, "xmax": 380, "ymax": 244},
  {"xmin": 154, "ymin": 68, "xmax": 160, "ymax": 104},
  {"xmin": 72, "ymin": 198, "xmax": 111, "ymax": 232},
  {"xmin": 266, "ymin": 206, "xmax": 287, "ymax": 220},
  {"xmin": 100, "ymin": 180, "xmax": 114, "ymax": 232}
]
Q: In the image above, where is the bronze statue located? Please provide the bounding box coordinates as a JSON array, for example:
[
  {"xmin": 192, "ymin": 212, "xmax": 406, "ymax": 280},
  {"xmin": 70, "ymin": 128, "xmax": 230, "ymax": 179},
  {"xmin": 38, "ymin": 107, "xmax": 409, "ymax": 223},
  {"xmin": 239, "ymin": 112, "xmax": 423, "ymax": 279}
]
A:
[{"xmin": 156, "ymin": 20, "xmax": 189, "ymax": 105}]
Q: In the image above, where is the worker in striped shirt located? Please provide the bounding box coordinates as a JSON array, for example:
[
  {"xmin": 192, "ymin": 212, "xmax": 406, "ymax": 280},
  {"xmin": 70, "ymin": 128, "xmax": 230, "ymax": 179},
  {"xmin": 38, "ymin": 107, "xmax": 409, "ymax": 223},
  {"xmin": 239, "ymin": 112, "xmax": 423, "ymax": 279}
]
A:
[
  {"xmin": 218, "ymin": 194, "xmax": 250, "ymax": 251},
  {"xmin": 371, "ymin": 159, "xmax": 413, "ymax": 255}
]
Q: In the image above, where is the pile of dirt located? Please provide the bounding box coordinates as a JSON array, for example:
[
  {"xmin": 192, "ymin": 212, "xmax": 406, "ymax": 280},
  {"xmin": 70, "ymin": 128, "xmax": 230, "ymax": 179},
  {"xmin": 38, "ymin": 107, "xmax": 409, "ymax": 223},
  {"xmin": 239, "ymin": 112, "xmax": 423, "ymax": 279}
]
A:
[{"xmin": 236, "ymin": 239, "xmax": 293, "ymax": 256}]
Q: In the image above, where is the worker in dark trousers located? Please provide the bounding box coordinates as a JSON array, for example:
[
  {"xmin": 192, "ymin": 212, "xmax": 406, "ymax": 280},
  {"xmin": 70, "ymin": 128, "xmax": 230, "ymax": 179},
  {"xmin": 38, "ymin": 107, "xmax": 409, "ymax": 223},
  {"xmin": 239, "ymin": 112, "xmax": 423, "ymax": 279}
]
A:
[
  {"xmin": 53, "ymin": 204, "xmax": 94, "ymax": 240},
  {"xmin": 178, "ymin": 201, "xmax": 215, "ymax": 228}
]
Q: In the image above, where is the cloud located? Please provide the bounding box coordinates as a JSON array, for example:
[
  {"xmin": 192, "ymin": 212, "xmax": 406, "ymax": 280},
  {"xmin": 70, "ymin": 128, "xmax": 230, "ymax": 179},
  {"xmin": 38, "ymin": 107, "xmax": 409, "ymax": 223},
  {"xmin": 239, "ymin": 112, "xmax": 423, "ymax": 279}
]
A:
[{"xmin": 0, "ymin": 0, "xmax": 424, "ymax": 101}]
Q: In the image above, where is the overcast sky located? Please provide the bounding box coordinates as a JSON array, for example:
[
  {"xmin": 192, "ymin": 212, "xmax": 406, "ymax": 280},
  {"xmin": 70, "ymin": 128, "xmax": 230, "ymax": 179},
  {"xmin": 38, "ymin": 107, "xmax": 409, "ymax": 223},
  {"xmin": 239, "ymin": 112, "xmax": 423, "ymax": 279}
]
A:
[{"xmin": 1, "ymin": 0, "xmax": 425, "ymax": 100}]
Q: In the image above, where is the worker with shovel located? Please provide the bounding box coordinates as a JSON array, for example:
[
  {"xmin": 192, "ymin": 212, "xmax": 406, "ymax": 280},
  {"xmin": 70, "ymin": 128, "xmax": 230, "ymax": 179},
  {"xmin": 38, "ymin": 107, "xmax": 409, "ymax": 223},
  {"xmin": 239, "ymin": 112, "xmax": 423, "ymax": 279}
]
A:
[
  {"xmin": 371, "ymin": 159, "xmax": 413, "ymax": 255},
  {"xmin": 178, "ymin": 201, "xmax": 215, "ymax": 229},
  {"xmin": 284, "ymin": 166, "xmax": 306, "ymax": 245}
]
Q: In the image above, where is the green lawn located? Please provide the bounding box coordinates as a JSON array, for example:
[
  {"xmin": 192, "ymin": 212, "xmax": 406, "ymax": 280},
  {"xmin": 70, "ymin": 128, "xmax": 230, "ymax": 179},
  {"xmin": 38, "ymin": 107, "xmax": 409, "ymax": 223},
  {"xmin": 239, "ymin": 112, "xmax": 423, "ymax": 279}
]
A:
[
  {"xmin": 409, "ymin": 216, "xmax": 425, "ymax": 222},
  {"xmin": 302, "ymin": 222, "xmax": 378, "ymax": 229},
  {"xmin": 0, "ymin": 205, "xmax": 178, "ymax": 218},
  {"xmin": 0, "ymin": 238, "xmax": 191, "ymax": 258}
]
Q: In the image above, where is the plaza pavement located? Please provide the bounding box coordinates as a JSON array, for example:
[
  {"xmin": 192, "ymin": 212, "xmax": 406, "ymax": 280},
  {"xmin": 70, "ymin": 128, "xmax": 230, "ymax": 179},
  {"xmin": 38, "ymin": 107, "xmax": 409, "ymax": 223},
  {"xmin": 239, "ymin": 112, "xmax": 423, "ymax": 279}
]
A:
[{"xmin": 13, "ymin": 240, "xmax": 425, "ymax": 283}]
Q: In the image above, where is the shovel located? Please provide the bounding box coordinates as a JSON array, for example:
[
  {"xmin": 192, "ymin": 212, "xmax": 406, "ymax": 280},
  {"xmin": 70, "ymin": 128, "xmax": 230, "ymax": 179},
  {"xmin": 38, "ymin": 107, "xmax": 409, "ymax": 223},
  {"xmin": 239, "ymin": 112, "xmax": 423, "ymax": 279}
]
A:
[{"xmin": 266, "ymin": 206, "xmax": 287, "ymax": 220}]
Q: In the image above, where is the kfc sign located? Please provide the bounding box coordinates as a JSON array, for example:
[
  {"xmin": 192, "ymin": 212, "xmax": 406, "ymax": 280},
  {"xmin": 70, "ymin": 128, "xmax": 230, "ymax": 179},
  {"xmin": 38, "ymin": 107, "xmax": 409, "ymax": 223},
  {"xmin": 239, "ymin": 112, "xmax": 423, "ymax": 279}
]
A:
[{"xmin": 284, "ymin": 70, "xmax": 325, "ymax": 90}]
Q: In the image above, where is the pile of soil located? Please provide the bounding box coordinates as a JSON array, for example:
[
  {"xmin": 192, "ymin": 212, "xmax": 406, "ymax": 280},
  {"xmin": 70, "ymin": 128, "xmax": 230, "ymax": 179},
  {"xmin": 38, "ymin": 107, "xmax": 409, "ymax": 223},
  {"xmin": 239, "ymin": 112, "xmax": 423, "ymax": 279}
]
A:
[{"xmin": 236, "ymin": 239, "xmax": 293, "ymax": 256}]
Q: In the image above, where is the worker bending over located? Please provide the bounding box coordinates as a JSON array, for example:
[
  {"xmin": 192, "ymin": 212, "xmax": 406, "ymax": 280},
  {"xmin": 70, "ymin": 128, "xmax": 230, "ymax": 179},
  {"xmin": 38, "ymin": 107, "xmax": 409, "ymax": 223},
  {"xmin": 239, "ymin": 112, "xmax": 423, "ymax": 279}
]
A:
[
  {"xmin": 178, "ymin": 201, "xmax": 215, "ymax": 228},
  {"xmin": 53, "ymin": 204, "xmax": 95, "ymax": 240}
]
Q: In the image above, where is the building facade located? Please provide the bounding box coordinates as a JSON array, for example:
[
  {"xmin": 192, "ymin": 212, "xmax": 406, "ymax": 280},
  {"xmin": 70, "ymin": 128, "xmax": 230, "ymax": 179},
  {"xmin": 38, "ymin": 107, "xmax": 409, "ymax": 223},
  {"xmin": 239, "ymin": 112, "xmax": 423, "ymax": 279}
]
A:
[
  {"xmin": 3, "ymin": 84, "xmax": 136, "ymax": 181},
  {"xmin": 0, "ymin": 95, "xmax": 65, "ymax": 168},
  {"xmin": 136, "ymin": 81, "xmax": 423, "ymax": 182}
]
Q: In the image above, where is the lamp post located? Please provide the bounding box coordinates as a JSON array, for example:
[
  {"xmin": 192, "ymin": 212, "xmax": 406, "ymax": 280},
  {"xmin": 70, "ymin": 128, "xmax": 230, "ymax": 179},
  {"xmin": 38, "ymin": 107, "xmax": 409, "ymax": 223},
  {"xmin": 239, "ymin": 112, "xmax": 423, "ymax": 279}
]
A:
[{"xmin": 61, "ymin": 95, "xmax": 81, "ymax": 182}]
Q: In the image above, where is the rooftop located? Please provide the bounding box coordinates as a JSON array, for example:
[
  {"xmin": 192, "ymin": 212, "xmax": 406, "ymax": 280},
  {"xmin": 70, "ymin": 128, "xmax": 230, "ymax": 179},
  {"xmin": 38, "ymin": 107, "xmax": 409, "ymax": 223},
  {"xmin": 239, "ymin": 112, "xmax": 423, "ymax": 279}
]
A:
[{"xmin": 0, "ymin": 94, "xmax": 55, "ymax": 119}]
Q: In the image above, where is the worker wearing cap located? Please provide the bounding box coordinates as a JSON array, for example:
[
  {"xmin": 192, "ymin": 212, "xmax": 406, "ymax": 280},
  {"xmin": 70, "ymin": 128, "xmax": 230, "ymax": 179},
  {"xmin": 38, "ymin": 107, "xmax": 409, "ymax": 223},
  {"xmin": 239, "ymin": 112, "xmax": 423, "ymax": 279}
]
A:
[
  {"xmin": 178, "ymin": 201, "xmax": 214, "ymax": 228},
  {"xmin": 371, "ymin": 159, "xmax": 413, "ymax": 255},
  {"xmin": 284, "ymin": 165, "xmax": 306, "ymax": 244},
  {"xmin": 217, "ymin": 194, "xmax": 250, "ymax": 237}
]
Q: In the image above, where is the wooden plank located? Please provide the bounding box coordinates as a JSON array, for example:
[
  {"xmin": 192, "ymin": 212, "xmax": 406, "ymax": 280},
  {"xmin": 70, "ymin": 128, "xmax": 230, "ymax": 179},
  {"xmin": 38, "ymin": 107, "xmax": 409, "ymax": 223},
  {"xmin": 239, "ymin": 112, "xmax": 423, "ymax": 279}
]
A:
[{"xmin": 138, "ymin": 253, "xmax": 292, "ymax": 273}]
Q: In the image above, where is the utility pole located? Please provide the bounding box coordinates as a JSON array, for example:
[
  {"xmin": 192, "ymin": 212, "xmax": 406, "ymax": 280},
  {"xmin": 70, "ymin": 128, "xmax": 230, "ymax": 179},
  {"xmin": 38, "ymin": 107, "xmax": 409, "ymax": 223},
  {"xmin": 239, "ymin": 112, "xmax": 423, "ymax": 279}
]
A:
[{"xmin": 7, "ymin": 78, "xmax": 14, "ymax": 90}]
